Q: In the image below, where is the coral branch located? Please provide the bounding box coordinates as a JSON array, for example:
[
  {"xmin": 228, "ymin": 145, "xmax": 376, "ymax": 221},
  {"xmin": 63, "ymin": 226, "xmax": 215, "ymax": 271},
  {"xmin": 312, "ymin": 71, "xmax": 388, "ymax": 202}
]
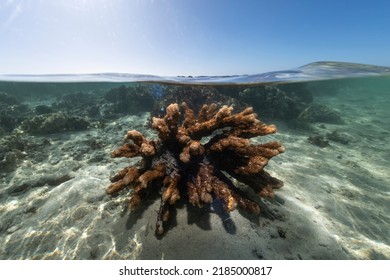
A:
[
  {"xmin": 108, "ymin": 102, "xmax": 284, "ymax": 236},
  {"xmin": 107, "ymin": 167, "xmax": 140, "ymax": 194},
  {"xmin": 162, "ymin": 174, "xmax": 181, "ymax": 205},
  {"xmin": 111, "ymin": 130, "xmax": 156, "ymax": 158}
]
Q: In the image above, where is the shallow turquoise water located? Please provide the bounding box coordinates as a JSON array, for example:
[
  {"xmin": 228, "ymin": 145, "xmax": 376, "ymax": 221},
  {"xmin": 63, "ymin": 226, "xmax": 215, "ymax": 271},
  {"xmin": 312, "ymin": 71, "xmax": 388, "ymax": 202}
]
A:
[{"xmin": 0, "ymin": 62, "xmax": 389, "ymax": 259}]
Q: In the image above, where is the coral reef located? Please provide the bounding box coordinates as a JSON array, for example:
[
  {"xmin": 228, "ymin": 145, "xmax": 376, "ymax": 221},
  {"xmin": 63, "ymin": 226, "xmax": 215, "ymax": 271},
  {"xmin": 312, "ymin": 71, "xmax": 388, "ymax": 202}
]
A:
[
  {"xmin": 219, "ymin": 84, "xmax": 313, "ymax": 121},
  {"xmin": 108, "ymin": 102, "xmax": 285, "ymax": 236},
  {"xmin": 51, "ymin": 92, "xmax": 101, "ymax": 118},
  {"xmin": 21, "ymin": 112, "xmax": 89, "ymax": 135},
  {"xmin": 103, "ymin": 85, "xmax": 155, "ymax": 117},
  {"xmin": 0, "ymin": 92, "xmax": 20, "ymax": 105},
  {"xmin": 153, "ymin": 86, "xmax": 245, "ymax": 117},
  {"xmin": 0, "ymin": 92, "xmax": 30, "ymax": 133}
]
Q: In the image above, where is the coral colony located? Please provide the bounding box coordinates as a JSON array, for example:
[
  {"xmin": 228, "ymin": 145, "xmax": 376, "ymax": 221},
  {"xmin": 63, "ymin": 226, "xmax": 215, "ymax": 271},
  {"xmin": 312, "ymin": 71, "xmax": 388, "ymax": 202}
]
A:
[{"xmin": 107, "ymin": 103, "xmax": 285, "ymax": 236}]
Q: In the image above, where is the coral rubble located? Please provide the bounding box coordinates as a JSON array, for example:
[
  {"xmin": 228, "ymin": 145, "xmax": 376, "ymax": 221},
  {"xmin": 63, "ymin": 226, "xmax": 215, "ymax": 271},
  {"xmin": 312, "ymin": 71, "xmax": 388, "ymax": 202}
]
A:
[{"xmin": 108, "ymin": 103, "xmax": 285, "ymax": 236}]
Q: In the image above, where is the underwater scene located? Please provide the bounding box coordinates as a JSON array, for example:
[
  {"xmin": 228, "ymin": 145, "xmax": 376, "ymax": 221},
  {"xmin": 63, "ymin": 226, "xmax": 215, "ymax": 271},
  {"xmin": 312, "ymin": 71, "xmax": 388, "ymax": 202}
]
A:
[{"xmin": 0, "ymin": 62, "xmax": 389, "ymax": 260}]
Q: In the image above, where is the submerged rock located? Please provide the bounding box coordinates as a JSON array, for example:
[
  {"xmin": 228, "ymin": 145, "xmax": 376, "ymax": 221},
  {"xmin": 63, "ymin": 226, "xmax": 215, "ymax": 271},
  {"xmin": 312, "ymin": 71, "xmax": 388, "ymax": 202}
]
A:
[
  {"xmin": 308, "ymin": 135, "xmax": 330, "ymax": 148},
  {"xmin": 34, "ymin": 105, "xmax": 53, "ymax": 115},
  {"xmin": 21, "ymin": 112, "xmax": 90, "ymax": 135},
  {"xmin": 326, "ymin": 130, "xmax": 350, "ymax": 144},
  {"xmin": 298, "ymin": 103, "xmax": 343, "ymax": 124},
  {"xmin": 0, "ymin": 151, "xmax": 20, "ymax": 173},
  {"xmin": 6, "ymin": 173, "xmax": 73, "ymax": 195}
]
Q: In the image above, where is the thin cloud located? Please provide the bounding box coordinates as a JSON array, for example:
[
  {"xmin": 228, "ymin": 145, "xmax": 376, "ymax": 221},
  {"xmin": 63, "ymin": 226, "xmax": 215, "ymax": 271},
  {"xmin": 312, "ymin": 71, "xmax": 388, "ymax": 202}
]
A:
[{"xmin": 1, "ymin": 0, "xmax": 23, "ymax": 30}]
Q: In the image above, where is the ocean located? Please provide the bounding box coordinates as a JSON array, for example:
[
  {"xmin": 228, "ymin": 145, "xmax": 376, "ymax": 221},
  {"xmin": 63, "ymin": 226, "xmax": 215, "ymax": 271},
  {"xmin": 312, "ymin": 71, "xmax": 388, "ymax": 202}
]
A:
[{"xmin": 0, "ymin": 61, "xmax": 389, "ymax": 260}]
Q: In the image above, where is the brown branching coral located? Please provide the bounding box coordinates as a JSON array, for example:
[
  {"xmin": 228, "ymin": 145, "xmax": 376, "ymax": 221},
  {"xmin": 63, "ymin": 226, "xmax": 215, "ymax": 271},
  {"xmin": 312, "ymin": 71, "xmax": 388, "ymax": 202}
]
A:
[{"xmin": 108, "ymin": 102, "xmax": 285, "ymax": 236}]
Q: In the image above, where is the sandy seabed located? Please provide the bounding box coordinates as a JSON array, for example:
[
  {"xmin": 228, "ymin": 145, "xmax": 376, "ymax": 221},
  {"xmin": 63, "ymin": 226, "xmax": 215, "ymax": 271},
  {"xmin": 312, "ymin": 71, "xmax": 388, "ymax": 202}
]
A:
[{"xmin": 0, "ymin": 89, "xmax": 389, "ymax": 260}]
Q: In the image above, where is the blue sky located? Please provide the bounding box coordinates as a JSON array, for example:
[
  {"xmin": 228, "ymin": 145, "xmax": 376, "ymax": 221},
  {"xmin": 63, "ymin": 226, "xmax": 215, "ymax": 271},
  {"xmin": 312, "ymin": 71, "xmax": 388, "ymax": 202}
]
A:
[{"xmin": 1, "ymin": 0, "xmax": 390, "ymax": 75}]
